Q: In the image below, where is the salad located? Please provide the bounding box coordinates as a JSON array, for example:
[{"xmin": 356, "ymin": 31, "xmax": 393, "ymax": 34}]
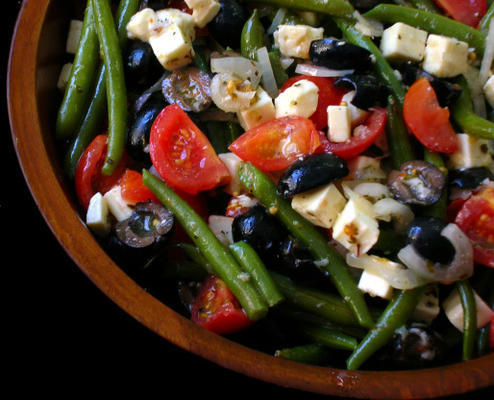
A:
[{"xmin": 56, "ymin": 0, "xmax": 494, "ymax": 371}]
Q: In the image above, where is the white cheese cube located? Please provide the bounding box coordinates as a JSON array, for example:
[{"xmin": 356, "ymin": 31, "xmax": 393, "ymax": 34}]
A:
[
  {"xmin": 184, "ymin": 0, "xmax": 220, "ymax": 28},
  {"xmin": 340, "ymin": 91, "xmax": 369, "ymax": 127},
  {"xmin": 126, "ymin": 8, "xmax": 158, "ymax": 41},
  {"xmin": 86, "ymin": 192, "xmax": 111, "ymax": 237},
  {"xmin": 66, "ymin": 19, "xmax": 83, "ymax": 54},
  {"xmin": 443, "ymin": 288, "xmax": 494, "ymax": 332},
  {"xmin": 380, "ymin": 22, "xmax": 427, "ymax": 63},
  {"xmin": 155, "ymin": 9, "xmax": 196, "ymax": 40},
  {"xmin": 346, "ymin": 156, "xmax": 387, "ymax": 182},
  {"xmin": 332, "ymin": 198, "xmax": 380, "ymax": 256},
  {"xmin": 412, "ymin": 285, "xmax": 440, "ymax": 325},
  {"xmin": 57, "ymin": 63, "xmax": 73, "ymax": 91},
  {"xmin": 149, "ymin": 23, "xmax": 195, "ymax": 70},
  {"xmin": 275, "ymin": 79, "xmax": 319, "ymax": 118},
  {"xmin": 483, "ymin": 75, "xmax": 494, "ymax": 109},
  {"xmin": 448, "ymin": 133, "xmax": 492, "ymax": 169},
  {"xmin": 237, "ymin": 87, "xmax": 276, "ymax": 131},
  {"xmin": 218, "ymin": 152, "xmax": 244, "ymax": 196},
  {"xmin": 103, "ymin": 186, "xmax": 133, "ymax": 222},
  {"xmin": 327, "ymin": 105, "xmax": 352, "ymax": 143},
  {"xmin": 358, "ymin": 269, "xmax": 394, "ymax": 300},
  {"xmin": 422, "ymin": 34, "xmax": 469, "ymax": 78},
  {"xmin": 291, "ymin": 183, "xmax": 346, "ymax": 229},
  {"xmin": 273, "ymin": 24, "xmax": 324, "ymax": 59},
  {"xmin": 208, "ymin": 215, "xmax": 234, "ymax": 246}
]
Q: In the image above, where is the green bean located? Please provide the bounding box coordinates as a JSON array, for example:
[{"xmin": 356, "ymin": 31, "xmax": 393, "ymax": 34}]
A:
[
  {"xmin": 205, "ymin": 121, "xmax": 242, "ymax": 154},
  {"xmin": 275, "ymin": 343, "xmax": 329, "ymax": 364},
  {"xmin": 142, "ymin": 170, "xmax": 268, "ymax": 320},
  {"xmin": 229, "ymin": 241, "xmax": 284, "ymax": 307},
  {"xmin": 334, "ymin": 18, "xmax": 406, "ymax": 106},
  {"xmin": 385, "ymin": 95, "xmax": 415, "ymax": 169},
  {"xmin": 238, "ymin": 162, "xmax": 375, "ymax": 328},
  {"xmin": 243, "ymin": 0, "xmax": 355, "ymax": 17},
  {"xmin": 422, "ymin": 150, "xmax": 448, "ymax": 220},
  {"xmin": 300, "ymin": 323, "xmax": 358, "ymax": 351},
  {"xmin": 364, "ymin": 4, "xmax": 486, "ymax": 56},
  {"xmin": 92, "ymin": 0, "xmax": 128, "ymax": 176},
  {"xmin": 346, "ymin": 286, "xmax": 426, "ymax": 370},
  {"xmin": 268, "ymin": 51, "xmax": 289, "ymax": 87},
  {"xmin": 372, "ymin": 229, "xmax": 406, "ymax": 257},
  {"xmin": 174, "ymin": 243, "xmax": 214, "ymax": 274},
  {"xmin": 241, "ymin": 9, "xmax": 266, "ymax": 61},
  {"xmin": 56, "ymin": 0, "xmax": 100, "ymax": 140},
  {"xmin": 408, "ymin": 0, "xmax": 441, "ymax": 13},
  {"xmin": 451, "ymin": 76, "xmax": 494, "ymax": 140},
  {"xmin": 479, "ymin": 2, "xmax": 494, "ymax": 36},
  {"xmin": 456, "ymin": 280, "xmax": 477, "ymax": 361},
  {"xmin": 163, "ymin": 260, "xmax": 210, "ymax": 281}
]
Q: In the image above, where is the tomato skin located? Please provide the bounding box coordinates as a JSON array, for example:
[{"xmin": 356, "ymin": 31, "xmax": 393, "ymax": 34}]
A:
[
  {"xmin": 455, "ymin": 185, "xmax": 494, "ymax": 268},
  {"xmin": 191, "ymin": 275, "xmax": 252, "ymax": 334},
  {"xmin": 74, "ymin": 134, "xmax": 128, "ymax": 210},
  {"xmin": 433, "ymin": 0, "xmax": 486, "ymax": 27},
  {"xmin": 404, "ymin": 78, "xmax": 459, "ymax": 154},
  {"xmin": 228, "ymin": 116, "xmax": 321, "ymax": 171},
  {"xmin": 119, "ymin": 169, "xmax": 159, "ymax": 206},
  {"xmin": 316, "ymin": 107, "xmax": 387, "ymax": 160},
  {"xmin": 149, "ymin": 105, "xmax": 231, "ymax": 195},
  {"xmin": 280, "ymin": 75, "xmax": 347, "ymax": 130}
]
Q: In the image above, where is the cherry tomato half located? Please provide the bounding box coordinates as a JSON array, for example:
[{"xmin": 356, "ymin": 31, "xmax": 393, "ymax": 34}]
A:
[
  {"xmin": 74, "ymin": 134, "xmax": 128, "ymax": 210},
  {"xmin": 280, "ymin": 75, "xmax": 347, "ymax": 130},
  {"xmin": 191, "ymin": 275, "xmax": 252, "ymax": 334},
  {"xmin": 316, "ymin": 107, "xmax": 387, "ymax": 160},
  {"xmin": 404, "ymin": 78, "xmax": 459, "ymax": 154},
  {"xmin": 149, "ymin": 105, "xmax": 231, "ymax": 195},
  {"xmin": 433, "ymin": 0, "xmax": 486, "ymax": 27},
  {"xmin": 119, "ymin": 169, "xmax": 159, "ymax": 206},
  {"xmin": 228, "ymin": 116, "xmax": 321, "ymax": 171}
]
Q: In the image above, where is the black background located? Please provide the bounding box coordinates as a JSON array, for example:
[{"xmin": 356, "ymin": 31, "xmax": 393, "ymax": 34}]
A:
[{"xmin": 5, "ymin": 1, "xmax": 492, "ymax": 398}]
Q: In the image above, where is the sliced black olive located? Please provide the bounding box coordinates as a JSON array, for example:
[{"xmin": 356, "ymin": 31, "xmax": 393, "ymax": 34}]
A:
[
  {"xmin": 208, "ymin": 0, "xmax": 247, "ymax": 48},
  {"xmin": 127, "ymin": 91, "xmax": 166, "ymax": 161},
  {"xmin": 276, "ymin": 153, "xmax": 349, "ymax": 198},
  {"xmin": 333, "ymin": 74, "xmax": 388, "ymax": 110},
  {"xmin": 277, "ymin": 236, "xmax": 321, "ymax": 282},
  {"xmin": 388, "ymin": 160, "xmax": 446, "ymax": 206},
  {"xmin": 124, "ymin": 40, "xmax": 164, "ymax": 90},
  {"xmin": 398, "ymin": 62, "xmax": 462, "ymax": 108},
  {"xmin": 161, "ymin": 67, "xmax": 212, "ymax": 113},
  {"xmin": 309, "ymin": 39, "xmax": 373, "ymax": 72},
  {"xmin": 449, "ymin": 167, "xmax": 494, "ymax": 189},
  {"xmin": 406, "ymin": 217, "xmax": 456, "ymax": 265},
  {"xmin": 380, "ymin": 322, "xmax": 447, "ymax": 369},
  {"xmin": 141, "ymin": 0, "xmax": 167, "ymax": 10}
]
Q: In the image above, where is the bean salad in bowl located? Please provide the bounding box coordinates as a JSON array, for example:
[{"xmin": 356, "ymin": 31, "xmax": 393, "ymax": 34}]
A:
[{"xmin": 53, "ymin": 0, "xmax": 493, "ymax": 386}]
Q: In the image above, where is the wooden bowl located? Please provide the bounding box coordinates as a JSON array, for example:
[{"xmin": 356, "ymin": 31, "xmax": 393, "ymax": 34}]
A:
[{"xmin": 8, "ymin": 1, "xmax": 494, "ymax": 397}]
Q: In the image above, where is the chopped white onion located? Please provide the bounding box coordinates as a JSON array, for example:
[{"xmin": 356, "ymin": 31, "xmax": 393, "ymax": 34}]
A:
[
  {"xmin": 479, "ymin": 18, "xmax": 494, "ymax": 86},
  {"xmin": 373, "ymin": 198, "xmax": 415, "ymax": 233},
  {"xmin": 256, "ymin": 47, "xmax": 279, "ymax": 98},
  {"xmin": 397, "ymin": 223, "xmax": 474, "ymax": 284},
  {"xmin": 267, "ymin": 8, "xmax": 286, "ymax": 35},
  {"xmin": 210, "ymin": 72, "xmax": 256, "ymax": 113},
  {"xmin": 210, "ymin": 56, "xmax": 262, "ymax": 88},
  {"xmin": 346, "ymin": 253, "xmax": 430, "ymax": 289},
  {"xmin": 295, "ymin": 63, "xmax": 354, "ymax": 78},
  {"xmin": 463, "ymin": 65, "xmax": 487, "ymax": 119},
  {"xmin": 352, "ymin": 11, "xmax": 383, "ymax": 38},
  {"xmin": 280, "ymin": 57, "xmax": 294, "ymax": 70}
]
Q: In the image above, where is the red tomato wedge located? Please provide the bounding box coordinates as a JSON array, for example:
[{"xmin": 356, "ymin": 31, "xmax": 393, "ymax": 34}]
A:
[
  {"xmin": 74, "ymin": 134, "xmax": 128, "ymax": 210},
  {"xmin": 228, "ymin": 116, "xmax": 321, "ymax": 171},
  {"xmin": 191, "ymin": 275, "xmax": 252, "ymax": 334},
  {"xmin": 433, "ymin": 0, "xmax": 486, "ymax": 27},
  {"xmin": 149, "ymin": 105, "xmax": 230, "ymax": 195},
  {"xmin": 316, "ymin": 107, "xmax": 387, "ymax": 160},
  {"xmin": 120, "ymin": 169, "xmax": 159, "ymax": 206},
  {"xmin": 455, "ymin": 185, "xmax": 494, "ymax": 268},
  {"xmin": 280, "ymin": 75, "xmax": 347, "ymax": 130},
  {"xmin": 404, "ymin": 78, "xmax": 459, "ymax": 154}
]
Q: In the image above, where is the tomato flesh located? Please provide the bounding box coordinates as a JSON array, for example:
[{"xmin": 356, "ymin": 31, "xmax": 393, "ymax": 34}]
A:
[
  {"xmin": 191, "ymin": 275, "xmax": 252, "ymax": 334},
  {"xmin": 74, "ymin": 134, "xmax": 128, "ymax": 210},
  {"xmin": 120, "ymin": 169, "xmax": 159, "ymax": 206},
  {"xmin": 149, "ymin": 105, "xmax": 231, "ymax": 195},
  {"xmin": 404, "ymin": 78, "xmax": 459, "ymax": 154},
  {"xmin": 433, "ymin": 0, "xmax": 486, "ymax": 27},
  {"xmin": 280, "ymin": 75, "xmax": 347, "ymax": 130},
  {"xmin": 228, "ymin": 116, "xmax": 321, "ymax": 171}
]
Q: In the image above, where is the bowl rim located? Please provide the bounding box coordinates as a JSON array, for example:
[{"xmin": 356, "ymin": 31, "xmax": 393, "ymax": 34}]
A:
[{"xmin": 8, "ymin": 1, "xmax": 494, "ymax": 398}]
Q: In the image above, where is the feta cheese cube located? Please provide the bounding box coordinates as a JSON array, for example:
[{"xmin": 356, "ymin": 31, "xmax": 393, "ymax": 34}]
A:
[
  {"xmin": 443, "ymin": 288, "xmax": 494, "ymax": 332},
  {"xmin": 86, "ymin": 192, "xmax": 111, "ymax": 237},
  {"xmin": 273, "ymin": 24, "xmax": 324, "ymax": 59},
  {"xmin": 275, "ymin": 79, "xmax": 319, "ymax": 118},
  {"xmin": 103, "ymin": 186, "xmax": 133, "ymax": 222},
  {"xmin": 327, "ymin": 105, "xmax": 352, "ymax": 143},
  {"xmin": 66, "ymin": 19, "xmax": 83, "ymax": 54},
  {"xmin": 184, "ymin": 0, "xmax": 220, "ymax": 28},
  {"xmin": 422, "ymin": 34, "xmax": 469, "ymax": 78},
  {"xmin": 218, "ymin": 152, "xmax": 244, "ymax": 196},
  {"xmin": 57, "ymin": 63, "xmax": 73, "ymax": 91},
  {"xmin": 291, "ymin": 183, "xmax": 346, "ymax": 229},
  {"xmin": 149, "ymin": 22, "xmax": 195, "ymax": 70},
  {"xmin": 358, "ymin": 269, "xmax": 394, "ymax": 300},
  {"xmin": 208, "ymin": 215, "xmax": 234, "ymax": 246},
  {"xmin": 483, "ymin": 75, "xmax": 494, "ymax": 109},
  {"xmin": 237, "ymin": 87, "xmax": 276, "ymax": 131},
  {"xmin": 126, "ymin": 8, "xmax": 158, "ymax": 41},
  {"xmin": 332, "ymin": 198, "xmax": 380, "ymax": 256},
  {"xmin": 340, "ymin": 91, "xmax": 369, "ymax": 127},
  {"xmin": 380, "ymin": 22, "xmax": 427, "ymax": 63},
  {"xmin": 346, "ymin": 156, "xmax": 387, "ymax": 182},
  {"xmin": 448, "ymin": 133, "xmax": 492, "ymax": 169},
  {"xmin": 412, "ymin": 285, "xmax": 440, "ymax": 325}
]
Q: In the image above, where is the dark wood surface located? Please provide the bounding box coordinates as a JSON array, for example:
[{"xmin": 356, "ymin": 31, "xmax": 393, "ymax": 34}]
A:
[{"xmin": 5, "ymin": 1, "xmax": 492, "ymax": 398}]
